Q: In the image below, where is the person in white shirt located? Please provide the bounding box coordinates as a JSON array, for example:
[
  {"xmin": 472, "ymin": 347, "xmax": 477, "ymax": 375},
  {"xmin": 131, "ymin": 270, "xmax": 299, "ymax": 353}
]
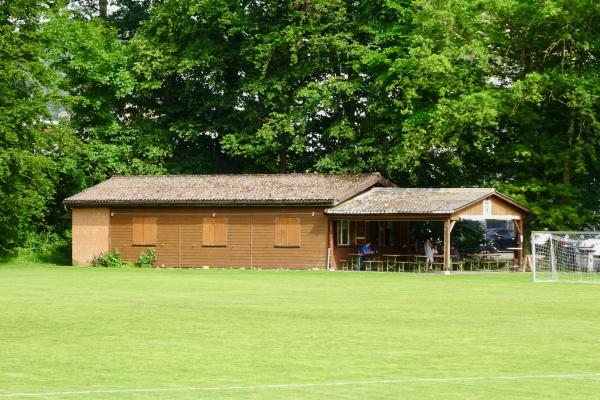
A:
[{"xmin": 424, "ymin": 238, "xmax": 434, "ymax": 270}]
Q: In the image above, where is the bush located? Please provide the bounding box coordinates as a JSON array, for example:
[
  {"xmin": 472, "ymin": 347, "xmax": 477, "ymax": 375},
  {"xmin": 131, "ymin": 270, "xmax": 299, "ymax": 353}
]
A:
[
  {"xmin": 135, "ymin": 248, "xmax": 156, "ymax": 268},
  {"xmin": 15, "ymin": 229, "xmax": 71, "ymax": 265},
  {"xmin": 91, "ymin": 249, "xmax": 125, "ymax": 268}
]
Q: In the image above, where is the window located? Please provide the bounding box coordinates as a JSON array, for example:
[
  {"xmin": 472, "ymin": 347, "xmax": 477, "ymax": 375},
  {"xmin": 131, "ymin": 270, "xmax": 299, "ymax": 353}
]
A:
[
  {"xmin": 202, "ymin": 217, "xmax": 227, "ymax": 246},
  {"xmin": 378, "ymin": 221, "xmax": 394, "ymax": 246},
  {"xmin": 132, "ymin": 217, "xmax": 157, "ymax": 246},
  {"xmin": 274, "ymin": 217, "xmax": 301, "ymax": 247},
  {"xmin": 354, "ymin": 221, "xmax": 366, "ymax": 245},
  {"xmin": 337, "ymin": 220, "xmax": 350, "ymax": 246},
  {"xmin": 483, "ymin": 200, "xmax": 492, "ymax": 217}
]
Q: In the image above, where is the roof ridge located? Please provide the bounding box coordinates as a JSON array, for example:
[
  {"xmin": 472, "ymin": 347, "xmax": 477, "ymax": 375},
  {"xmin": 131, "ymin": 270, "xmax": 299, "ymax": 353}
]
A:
[{"xmin": 108, "ymin": 172, "xmax": 380, "ymax": 179}]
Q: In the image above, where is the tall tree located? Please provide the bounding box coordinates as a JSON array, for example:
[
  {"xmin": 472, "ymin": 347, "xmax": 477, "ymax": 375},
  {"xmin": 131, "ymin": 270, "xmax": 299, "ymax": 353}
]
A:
[
  {"xmin": 130, "ymin": 0, "xmax": 412, "ymax": 173},
  {"xmin": 373, "ymin": 0, "xmax": 599, "ymax": 228},
  {"xmin": 46, "ymin": 9, "xmax": 169, "ymax": 184},
  {"xmin": 0, "ymin": 0, "xmax": 76, "ymax": 251}
]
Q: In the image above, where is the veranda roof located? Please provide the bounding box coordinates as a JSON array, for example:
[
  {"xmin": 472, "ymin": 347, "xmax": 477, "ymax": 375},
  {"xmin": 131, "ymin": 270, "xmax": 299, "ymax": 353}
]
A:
[
  {"xmin": 325, "ymin": 187, "xmax": 526, "ymax": 216},
  {"xmin": 64, "ymin": 173, "xmax": 392, "ymax": 206}
]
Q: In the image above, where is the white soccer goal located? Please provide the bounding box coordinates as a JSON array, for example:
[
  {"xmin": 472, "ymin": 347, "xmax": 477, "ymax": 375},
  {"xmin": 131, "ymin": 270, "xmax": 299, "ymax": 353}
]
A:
[{"xmin": 532, "ymin": 231, "xmax": 600, "ymax": 283}]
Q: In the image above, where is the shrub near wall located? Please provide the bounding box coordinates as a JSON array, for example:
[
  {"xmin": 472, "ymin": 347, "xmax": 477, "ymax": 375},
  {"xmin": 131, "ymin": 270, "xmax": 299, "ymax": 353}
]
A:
[
  {"xmin": 135, "ymin": 248, "xmax": 156, "ymax": 268},
  {"xmin": 91, "ymin": 250, "xmax": 125, "ymax": 268}
]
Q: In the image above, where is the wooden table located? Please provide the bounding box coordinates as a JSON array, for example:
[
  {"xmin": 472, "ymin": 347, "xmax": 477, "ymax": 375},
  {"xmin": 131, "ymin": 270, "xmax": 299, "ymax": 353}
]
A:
[
  {"xmin": 382, "ymin": 254, "xmax": 405, "ymax": 272},
  {"xmin": 364, "ymin": 260, "xmax": 385, "ymax": 272},
  {"xmin": 412, "ymin": 254, "xmax": 445, "ymax": 272},
  {"xmin": 466, "ymin": 253, "xmax": 503, "ymax": 270},
  {"xmin": 347, "ymin": 253, "xmax": 362, "ymax": 271}
]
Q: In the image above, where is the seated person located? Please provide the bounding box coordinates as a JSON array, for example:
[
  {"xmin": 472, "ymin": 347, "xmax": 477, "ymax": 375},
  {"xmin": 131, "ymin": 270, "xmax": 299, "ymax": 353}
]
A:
[{"xmin": 358, "ymin": 241, "xmax": 375, "ymax": 270}]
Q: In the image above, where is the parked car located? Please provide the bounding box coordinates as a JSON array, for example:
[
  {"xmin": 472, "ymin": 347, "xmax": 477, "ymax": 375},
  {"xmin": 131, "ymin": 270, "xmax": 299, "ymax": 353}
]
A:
[
  {"xmin": 579, "ymin": 236, "xmax": 600, "ymax": 256},
  {"xmin": 485, "ymin": 228, "xmax": 516, "ymax": 250},
  {"xmin": 578, "ymin": 235, "xmax": 600, "ymax": 272}
]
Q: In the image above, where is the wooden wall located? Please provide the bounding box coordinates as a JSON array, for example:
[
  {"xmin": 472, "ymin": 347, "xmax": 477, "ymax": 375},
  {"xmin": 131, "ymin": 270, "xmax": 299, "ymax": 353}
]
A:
[
  {"xmin": 72, "ymin": 208, "xmax": 110, "ymax": 265},
  {"xmin": 455, "ymin": 196, "xmax": 523, "ymax": 219},
  {"xmin": 107, "ymin": 206, "xmax": 329, "ymax": 269}
]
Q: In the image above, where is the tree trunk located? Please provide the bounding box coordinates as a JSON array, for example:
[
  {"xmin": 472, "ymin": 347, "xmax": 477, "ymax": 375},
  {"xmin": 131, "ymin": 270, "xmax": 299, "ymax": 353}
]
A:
[
  {"xmin": 99, "ymin": 0, "xmax": 107, "ymax": 19},
  {"xmin": 563, "ymin": 108, "xmax": 575, "ymax": 185},
  {"xmin": 278, "ymin": 148, "xmax": 287, "ymax": 173}
]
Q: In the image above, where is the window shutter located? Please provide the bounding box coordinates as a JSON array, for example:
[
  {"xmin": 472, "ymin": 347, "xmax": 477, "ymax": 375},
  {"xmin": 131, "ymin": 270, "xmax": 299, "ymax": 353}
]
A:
[
  {"xmin": 202, "ymin": 217, "xmax": 215, "ymax": 246},
  {"xmin": 132, "ymin": 217, "xmax": 157, "ymax": 245},
  {"xmin": 132, "ymin": 217, "xmax": 144, "ymax": 245},
  {"xmin": 203, "ymin": 217, "xmax": 227, "ymax": 246},
  {"xmin": 143, "ymin": 217, "xmax": 157, "ymax": 245},
  {"xmin": 274, "ymin": 217, "xmax": 300, "ymax": 247},
  {"xmin": 274, "ymin": 218, "xmax": 287, "ymax": 247},
  {"xmin": 287, "ymin": 218, "xmax": 300, "ymax": 246},
  {"xmin": 213, "ymin": 217, "xmax": 227, "ymax": 246}
]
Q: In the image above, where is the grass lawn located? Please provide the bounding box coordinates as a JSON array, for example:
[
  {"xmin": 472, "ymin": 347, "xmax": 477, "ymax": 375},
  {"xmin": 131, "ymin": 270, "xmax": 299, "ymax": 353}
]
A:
[{"xmin": 1, "ymin": 262, "xmax": 600, "ymax": 399}]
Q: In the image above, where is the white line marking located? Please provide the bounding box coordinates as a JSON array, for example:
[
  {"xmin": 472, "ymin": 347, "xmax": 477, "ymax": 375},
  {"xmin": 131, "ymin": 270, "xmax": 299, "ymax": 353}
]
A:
[{"xmin": 2, "ymin": 373, "xmax": 600, "ymax": 398}]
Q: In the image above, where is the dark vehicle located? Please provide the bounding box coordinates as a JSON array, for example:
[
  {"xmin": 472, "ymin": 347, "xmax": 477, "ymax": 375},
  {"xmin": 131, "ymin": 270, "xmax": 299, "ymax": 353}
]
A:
[{"xmin": 485, "ymin": 228, "xmax": 516, "ymax": 250}]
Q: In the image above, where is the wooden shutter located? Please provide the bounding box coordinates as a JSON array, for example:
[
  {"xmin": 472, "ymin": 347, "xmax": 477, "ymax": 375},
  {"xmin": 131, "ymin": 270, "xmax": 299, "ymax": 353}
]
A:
[
  {"xmin": 143, "ymin": 218, "xmax": 157, "ymax": 245},
  {"xmin": 202, "ymin": 217, "xmax": 214, "ymax": 245},
  {"xmin": 287, "ymin": 218, "xmax": 300, "ymax": 247},
  {"xmin": 274, "ymin": 218, "xmax": 287, "ymax": 247},
  {"xmin": 132, "ymin": 217, "xmax": 144, "ymax": 245},
  {"xmin": 203, "ymin": 217, "xmax": 227, "ymax": 246},
  {"xmin": 274, "ymin": 217, "xmax": 301, "ymax": 247},
  {"xmin": 213, "ymin": 218, "xmax": 227, "ymax": 246},
  {"xmin": 132, "ymin": 217, "xmax": 156, "ymax": 245}
]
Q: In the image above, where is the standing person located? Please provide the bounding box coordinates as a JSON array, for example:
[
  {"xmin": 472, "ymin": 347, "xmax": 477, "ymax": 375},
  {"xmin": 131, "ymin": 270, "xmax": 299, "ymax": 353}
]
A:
[
  {"xmin": 358, "ymin": 241, "xmax": 375, "ymax": 271},
  {"xmin": 424, "ymin": 238, "xmax": 434, "ymax": 270}
]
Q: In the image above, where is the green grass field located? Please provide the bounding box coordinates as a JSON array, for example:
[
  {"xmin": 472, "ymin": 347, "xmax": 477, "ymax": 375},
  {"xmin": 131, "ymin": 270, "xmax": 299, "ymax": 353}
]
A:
[{"xmin": 2, "ymin": 262, "xmax": 600, "ymax": 399}]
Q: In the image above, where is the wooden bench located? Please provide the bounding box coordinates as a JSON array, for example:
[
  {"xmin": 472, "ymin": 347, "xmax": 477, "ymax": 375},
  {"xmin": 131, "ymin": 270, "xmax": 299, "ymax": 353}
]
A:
[
  {"xmin": 365, "ymin": 260, "xmax": 384, "ymax": 272},
  {"xmin": 451, "ymin": 260, "xmax": 465, "ymax": 272},
  {"xmin": 339, "ymin": 259, "xmax": 349, "ymax": 271}
]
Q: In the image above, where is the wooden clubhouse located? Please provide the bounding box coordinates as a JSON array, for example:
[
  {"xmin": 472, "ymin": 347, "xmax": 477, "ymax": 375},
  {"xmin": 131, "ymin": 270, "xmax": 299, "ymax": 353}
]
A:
[{"xmin": 64, "ymin": 173, "xmax": 529, "ymax": 270}]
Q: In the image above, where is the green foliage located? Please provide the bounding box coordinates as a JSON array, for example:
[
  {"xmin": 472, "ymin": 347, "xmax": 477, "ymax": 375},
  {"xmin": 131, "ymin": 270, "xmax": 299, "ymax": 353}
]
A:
[
  {"xmin": 91, "ymin": 249, "xmax": 125, "ymax": 268},
  {"xmin": 1, "ymin": 0, "xmax": 598, "ymax": 258},
  {"xmin": 0, "ymin": 0, "xmax": 76, "ymax": 253},
  {"xmin": 135, "ymin": 248, "xmax": 156, "ymax": 268},
  {"xmin": 15, "ymin": 230, "xmax": 71, "ymax": 265}
]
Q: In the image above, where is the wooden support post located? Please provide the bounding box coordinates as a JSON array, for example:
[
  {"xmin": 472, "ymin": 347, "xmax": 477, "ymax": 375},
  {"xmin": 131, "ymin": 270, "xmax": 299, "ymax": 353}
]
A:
[
  {"xmin": 513, "ymin": 219, "xmax": 524, "ymax": 267},
  {"xmin": 444, "ymin": 219, "xmax": 452, "ymax": 272},
  {"xmin": 327, "ymin": 219, "xmax": 335, "ymax": 270}
]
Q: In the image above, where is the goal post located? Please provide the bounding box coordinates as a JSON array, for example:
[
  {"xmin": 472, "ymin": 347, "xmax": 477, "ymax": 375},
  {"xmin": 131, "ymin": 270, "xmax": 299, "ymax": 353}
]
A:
[{"xmin": 531, "ymin": 231, "xmax": 600, "ymax": 283}]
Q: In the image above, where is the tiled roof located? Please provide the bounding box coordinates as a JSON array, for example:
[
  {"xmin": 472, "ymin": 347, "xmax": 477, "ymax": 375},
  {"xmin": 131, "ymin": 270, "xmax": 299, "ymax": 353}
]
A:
[
  {"xmin": 64, "ymin": 173, "xmax": 391, "ymax": 206},
  {"xmin": 326, "ymin": 187, "xmax": 498, "ymax": 215}
]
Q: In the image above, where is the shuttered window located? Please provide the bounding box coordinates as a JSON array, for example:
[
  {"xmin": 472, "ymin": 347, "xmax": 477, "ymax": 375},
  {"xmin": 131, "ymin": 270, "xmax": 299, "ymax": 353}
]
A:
[
  {"xmin": 202, "ymin": 217, "xmax": 227, "ymax": 246},
  {"xmin": 132, "ymin": 217, "xmax": 157, "ymax": 246},
  {"xmin": 274, "ymin": 217, "xmax": 301, "ymax": 247}
]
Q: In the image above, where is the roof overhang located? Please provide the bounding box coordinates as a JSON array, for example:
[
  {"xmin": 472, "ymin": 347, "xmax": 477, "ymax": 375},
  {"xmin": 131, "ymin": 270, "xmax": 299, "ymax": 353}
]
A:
[
  {"xmin": 64, "ymin": 199, "xmax": 336, "ymax": 208},
  {"xmin": 326, "ymin": 187, "xmax": 530, "ymax": 218}
]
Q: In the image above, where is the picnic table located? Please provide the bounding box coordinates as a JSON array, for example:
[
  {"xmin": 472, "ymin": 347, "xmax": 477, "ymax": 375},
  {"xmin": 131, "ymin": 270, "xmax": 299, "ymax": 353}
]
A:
[
  {"xmin": 466, "ymin": 252, "xmax": 503, "ymax": 270},
  {"xmin": 381, "ymin": 254, "xmax": 405, "ymax": 272}
]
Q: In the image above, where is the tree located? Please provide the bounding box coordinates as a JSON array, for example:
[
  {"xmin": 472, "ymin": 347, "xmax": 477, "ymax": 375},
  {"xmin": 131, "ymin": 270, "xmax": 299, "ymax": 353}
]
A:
[
  {"xmin": 46, "ymin": 9, "xmax": 169, "ymax": 184},
  {"xmin": 372, "ymin": 0, "xmax": 599, "ymax": 228},
  {"xmin": 0, "ymin": 0, "xmax": 72, "ymax": 251},
  {"xmin": 129, "ymin": 0, "xmax": 413, "ymax": 173}
]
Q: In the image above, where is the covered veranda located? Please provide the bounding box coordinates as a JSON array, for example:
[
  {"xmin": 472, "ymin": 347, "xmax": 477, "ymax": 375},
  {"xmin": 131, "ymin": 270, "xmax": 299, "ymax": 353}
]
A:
[{"xmin": 325, "ymin": 188, "xmax": 529, "ymax": 272}]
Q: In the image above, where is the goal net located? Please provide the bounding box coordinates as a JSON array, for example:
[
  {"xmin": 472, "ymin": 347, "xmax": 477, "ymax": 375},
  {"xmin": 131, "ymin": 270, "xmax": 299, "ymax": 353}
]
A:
[{"xmin": 532, "ymin": 231, "xmax": 600, "ymax": 283}]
